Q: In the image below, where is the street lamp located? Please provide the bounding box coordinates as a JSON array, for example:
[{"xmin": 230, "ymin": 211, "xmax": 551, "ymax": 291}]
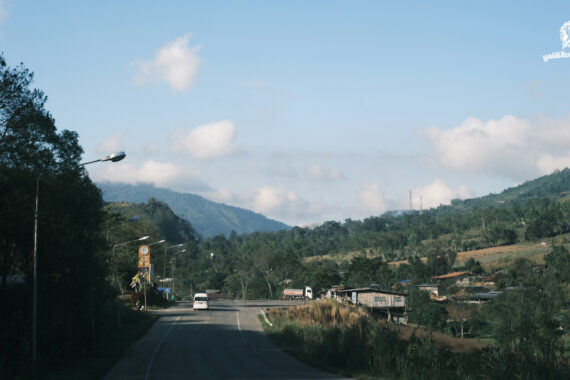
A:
[
  {"xmin": 163, "ymin": 244, "xmax": 183, "ymax": 298},
  {"xmin": 148, "ymin": 239, "xmax": 166, "ymax": 247},
  {"xmin": 32, "ymin": 152, "xmax": 126, "ymax": 372},
  {"xmin": 146, "ymin": 239, "xmax": 165, "ymax": 285},
  {"xmin": 171, "ymin": 249, "xmax": 186, "ymax": 297},
  {"xmin": 112, "ymin": 235, "xmax": 149, "ymax": 328}
]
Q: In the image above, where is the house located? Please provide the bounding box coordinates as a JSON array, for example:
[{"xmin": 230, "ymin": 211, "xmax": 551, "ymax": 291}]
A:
[
  {"xmin": 337, "ymin": 287, "xmax": 407, "ymax": 323},
  {"xmin": 465, "ymin": 291, "xmax": 501, "ymax": 304},
  {"xmin": 432, "ymin": 271, "xmax": 471, "ymax": 285},
  {"xmin": 418, "ymin": 283, "xmax": 439, "ymax": 297}
]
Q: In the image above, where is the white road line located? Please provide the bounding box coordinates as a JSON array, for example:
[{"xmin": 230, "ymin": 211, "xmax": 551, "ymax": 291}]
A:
[
  {"xmin": 236, "ymin": 311, "xmax": 248, "ymax": 346},
  {"xmin": 144, "ymin": 316, "xmax": 180, "ymax": 380}
]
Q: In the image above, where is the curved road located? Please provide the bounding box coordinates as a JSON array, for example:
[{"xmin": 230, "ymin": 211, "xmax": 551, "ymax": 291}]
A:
[{"xmin": 104, "ymin": 300, "xmax": 349, "ymax": 379}]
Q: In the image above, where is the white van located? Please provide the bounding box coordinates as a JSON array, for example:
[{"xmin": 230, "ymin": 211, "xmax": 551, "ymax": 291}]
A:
[{"xmin": 193, "ymin": 292, "xmax": 209, "ymax": 310}]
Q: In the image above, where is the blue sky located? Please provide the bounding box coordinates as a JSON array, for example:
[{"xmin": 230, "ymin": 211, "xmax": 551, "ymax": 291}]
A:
[{"xmin": 2, "ymin": 1, "xmax": 570, "ymax": 226}]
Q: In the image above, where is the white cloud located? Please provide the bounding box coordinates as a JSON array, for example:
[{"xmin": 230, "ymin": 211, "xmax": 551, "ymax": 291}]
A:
[
  {"xmin": 206, "ymin": 185, "xmax": 325, "ymax": 226},
  {"xmin": 426, "ymin": 115, "xmax": 531, "ymax": 171},
  {"xmin": 306, "ymin": 163, "xmax": 344, "ymax": 181},
  {"xmin": 89, "ymin": 159, "xmax": 208, "ymax": 190},
  {"xmin": 171, "ymin": 120, "xmax": 236, "ymax": 159},
  {"xmin": 410, "ymin": 179, "xmax": 472, "ymax": 210},
  {"xmin": 0, "ymin": 0, "xmax": 9, "ymax": 24},
  {"xmin": 357, "ymin": 182, "xmax": 389, "ymax": 215},
  {"xmin": 424, "ymin": 114, "xmax": 570, "ymax": 178},
  {"xmin": 96, "ymin": 133, "xmax": 123, "ymax": 155},
  {"xmin": 132, "ymin": 34, "xmax": 201, "ymax": 91},
  {"xmin": 536, "ymin": 153, "xmax": 570, "ymax": 175}
]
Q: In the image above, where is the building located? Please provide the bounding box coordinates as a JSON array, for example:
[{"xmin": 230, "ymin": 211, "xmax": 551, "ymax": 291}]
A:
[
  {"xmin": 337, "ymin": 287, "xmax": 407, "ymax": 323},
  {"xmin": 431, "ymin": 271, "xmax": 471, "ymax": 285},
  {"xmin": 418, "ymin": 283, "xmax": 439, "ymax": 297}
]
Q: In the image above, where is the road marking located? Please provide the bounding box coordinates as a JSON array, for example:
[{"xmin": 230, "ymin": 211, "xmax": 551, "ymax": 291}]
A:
[
  {"xmin": 144, "ymin": 316, "xmax": 179, "ymax": 380},
  {"xmin": 236, "ymin": 311, "xmax": 248, "ymax": 346}
]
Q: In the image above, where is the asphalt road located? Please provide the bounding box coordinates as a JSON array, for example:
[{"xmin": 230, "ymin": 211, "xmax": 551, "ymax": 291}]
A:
[{"xmin": 104, "ymin": 300, "xmax": 349, "ymax": 380}]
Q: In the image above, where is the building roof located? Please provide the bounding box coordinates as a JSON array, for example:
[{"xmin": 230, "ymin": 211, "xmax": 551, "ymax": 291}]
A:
[
  {"xmin": 418, "ymin": 283, "xmax": 439, "ymax": 288},
  {"xmin": 337, "ymin": 287, "xmax": 407, "ymax": 296},
  {"xmin": 469, "ymin": 291, "xmax": 501, "ymax": 300},
  {"xmin": 431, "ymin": 271, "xmax": 470, "ymax": 280}
]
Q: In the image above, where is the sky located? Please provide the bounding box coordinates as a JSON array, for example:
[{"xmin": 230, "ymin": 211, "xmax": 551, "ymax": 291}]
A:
[{"xmin": 2, "ymin": 1, "xmax": 570, "ymax": 227}]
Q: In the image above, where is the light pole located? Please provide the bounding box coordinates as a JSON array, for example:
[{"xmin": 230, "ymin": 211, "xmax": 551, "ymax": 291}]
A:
[
  {"xmin": 163, "ymin": 244, "xmax": 183, "ymax": 299},
  {"xmin": 147, "ymin": 239, "xmax": 165, "ymax": 283},
  {"xmin": 171, "ymin": 249, "xmax": 186, "ymax": 298},
  {"xmin": 112, "ymin": 235, "xmax": 149, "ymax": 328},
  {"xmin": 32, "ymin": 151, "xmax": 125, "ymax": 372}
]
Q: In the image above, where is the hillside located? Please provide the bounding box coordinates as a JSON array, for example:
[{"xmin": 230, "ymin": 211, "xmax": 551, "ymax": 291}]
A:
[
  {"xmin": 105, "ymin": 198, "xmax": 197, "ymax": 244},
  {"xmin": 449, "ymin": 168, "xmax": 570, "ymax": 210},
  {"xmin": 97, "ymin": 182, "xmax": 290, "ymax": 237}
]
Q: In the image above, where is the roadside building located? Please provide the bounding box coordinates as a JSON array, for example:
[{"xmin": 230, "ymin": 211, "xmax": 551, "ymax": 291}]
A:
[{"xmin": 338, "ymin": 287, "xmax": 407, "ymax": 323}]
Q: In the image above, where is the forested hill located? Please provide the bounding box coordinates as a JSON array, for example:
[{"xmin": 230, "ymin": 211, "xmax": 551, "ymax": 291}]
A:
[
  {"xmin": 97, "ymin": 182, "xmax": 290, "ymax": 237},
  {"xmin": 450, "ymin": 168, "xmax": 570, "ymax": 210}
]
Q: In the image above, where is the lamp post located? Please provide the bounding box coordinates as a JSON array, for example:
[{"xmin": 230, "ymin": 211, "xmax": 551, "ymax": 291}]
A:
[
  {"xmin": 112, "ymin": 235, "xmax": 149, "ymax": 328},
  {"xmin": 32, "ymin": 151, "xmax": 126, "ymax": 372},
  {"xmin": 171, "ymin": 249, "xmax": 186, "ymax": 298},
  {"xmin": 163, "ymin": 244, "xmax": 183, "ymax": 299}
]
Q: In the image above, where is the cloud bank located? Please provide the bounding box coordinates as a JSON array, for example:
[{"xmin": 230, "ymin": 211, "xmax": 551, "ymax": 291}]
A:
[
  {"xmin": 425, "ymin": 114, "xmax": 570, "ymax": 178},
  {"xmin": 89, "ymin": 159, "xmax": 208, "ymax": 191},
  {"xmin": 410, "ymin": 179, "xmax": 472, "ymax": 210}
]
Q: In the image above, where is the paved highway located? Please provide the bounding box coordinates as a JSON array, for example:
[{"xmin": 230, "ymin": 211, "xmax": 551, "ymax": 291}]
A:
[{"xmin": 104, "ymin": 299, "xmax": 349, "ymax": 379}]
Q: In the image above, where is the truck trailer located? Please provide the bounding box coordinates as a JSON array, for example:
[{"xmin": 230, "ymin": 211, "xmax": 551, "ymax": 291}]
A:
[{"xmin": 281, "ymin": 286, "xmax": 313, "ymax": 300}]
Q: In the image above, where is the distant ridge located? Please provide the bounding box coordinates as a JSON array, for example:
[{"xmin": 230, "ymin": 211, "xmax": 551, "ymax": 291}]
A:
[
  {"xmin": 97, "ymin": 182, "xmax": 290, "ymax": 237},
  {"xmin": 450, "ymin": 168, "xmax": 570, "ymax": 210}
]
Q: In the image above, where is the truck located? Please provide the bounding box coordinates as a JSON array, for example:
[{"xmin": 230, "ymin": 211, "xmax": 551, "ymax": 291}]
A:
[{"xmin": 281, "ymin": 286, "xmax": 313, "ymax": 300}]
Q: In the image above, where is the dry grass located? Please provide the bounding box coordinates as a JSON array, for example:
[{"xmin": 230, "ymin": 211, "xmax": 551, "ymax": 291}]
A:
[
  {"xmin": 270, "ymin": 299, "xmax": 370, "ymax": 328},
  {"xmin": 269, "ymin": 300, "xmax": 487, "ymax": 354},
  {"xmin": 308, "ymin": 234, "xmax": 570, "ymax": 271}
]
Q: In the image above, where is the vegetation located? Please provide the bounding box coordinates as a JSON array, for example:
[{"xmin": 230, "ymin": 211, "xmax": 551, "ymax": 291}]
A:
[
  {"xmin": 0, "ymin": 54, "xmax": 177, "ymax": 378},
  {"xmin": 264, "ymin": 300, "xmax": 569, "ymax": 380}
]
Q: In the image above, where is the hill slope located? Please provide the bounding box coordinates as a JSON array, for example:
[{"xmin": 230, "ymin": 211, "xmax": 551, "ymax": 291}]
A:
[
  {"xmin": 97, "ymin": 182, "xmax": 290, "ymax": 237},
  {"xmin": 451, "ymin": 168, "xmax": 570, "ymax": 210}
]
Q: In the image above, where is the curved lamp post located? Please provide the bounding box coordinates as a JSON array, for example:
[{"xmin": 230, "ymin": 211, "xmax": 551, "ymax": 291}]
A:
[
  {"xmin": 171, "ymin": 249, "xmax": 186, "ymax": 297},
  {"xmin": 32, "ymin": 152, "xmax": 126, "ymax": 372},
  {"xmin": 163, "ymin": 244, "xmax": 183, "ymax": 298},
  {"xmin": 112, "ymin": 235, "xmax": 149, "ymax": 328}
]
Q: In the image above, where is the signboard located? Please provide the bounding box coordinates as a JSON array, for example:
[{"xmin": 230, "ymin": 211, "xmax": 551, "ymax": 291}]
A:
[{"xmin": 138, "ymin": 245, "xmax": 150, "ymax": 269}]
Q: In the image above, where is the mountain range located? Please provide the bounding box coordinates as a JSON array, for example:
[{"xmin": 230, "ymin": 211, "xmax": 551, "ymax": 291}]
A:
[{"xmin": 97, "ymin": 182, "xmax": 290, "ymax": 238}]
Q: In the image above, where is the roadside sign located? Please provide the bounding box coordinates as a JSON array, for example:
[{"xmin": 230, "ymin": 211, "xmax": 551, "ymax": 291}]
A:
[{"xmin": 138, "ymin": 245, "xmax": 150, "ymax": 269}]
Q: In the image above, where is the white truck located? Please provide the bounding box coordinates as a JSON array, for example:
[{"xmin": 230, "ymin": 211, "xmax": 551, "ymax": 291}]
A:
[{"xmin": 281, "ymin": 286, "xmax": 313, "ymax": 300}]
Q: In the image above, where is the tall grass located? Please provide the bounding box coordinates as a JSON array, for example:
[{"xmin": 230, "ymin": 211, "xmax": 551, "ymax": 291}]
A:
[{"xmin": 264, "ymin": 300, "xmax": 569, "ymax": 380}]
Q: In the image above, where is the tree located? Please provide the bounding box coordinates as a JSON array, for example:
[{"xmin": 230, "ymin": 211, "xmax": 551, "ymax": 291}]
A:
[{"xmin": 0, "ymin": 54, "xmax": 108, "ymax": 369}]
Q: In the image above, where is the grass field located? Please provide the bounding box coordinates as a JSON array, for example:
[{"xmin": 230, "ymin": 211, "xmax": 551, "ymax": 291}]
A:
[{"xmin": 304, "ymin": 233, "xmax": 570, "ymax": 271}]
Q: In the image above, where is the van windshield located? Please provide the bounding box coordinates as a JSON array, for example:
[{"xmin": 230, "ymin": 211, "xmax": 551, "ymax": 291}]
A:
[{"xmin": 194, "ymin": 296, "xmax": 208, "ymax": 301}]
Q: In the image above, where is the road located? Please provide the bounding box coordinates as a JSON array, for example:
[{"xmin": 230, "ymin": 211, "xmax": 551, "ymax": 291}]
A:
[{"xmin": 104, "ymin": 299, "xmax": 349, "ymax": 380}]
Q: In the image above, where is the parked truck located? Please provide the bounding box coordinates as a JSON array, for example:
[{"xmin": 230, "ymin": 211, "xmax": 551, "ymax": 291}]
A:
[{"xmin": 281, "ymin": 286, "xmax": 313, "ymax": 300}]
